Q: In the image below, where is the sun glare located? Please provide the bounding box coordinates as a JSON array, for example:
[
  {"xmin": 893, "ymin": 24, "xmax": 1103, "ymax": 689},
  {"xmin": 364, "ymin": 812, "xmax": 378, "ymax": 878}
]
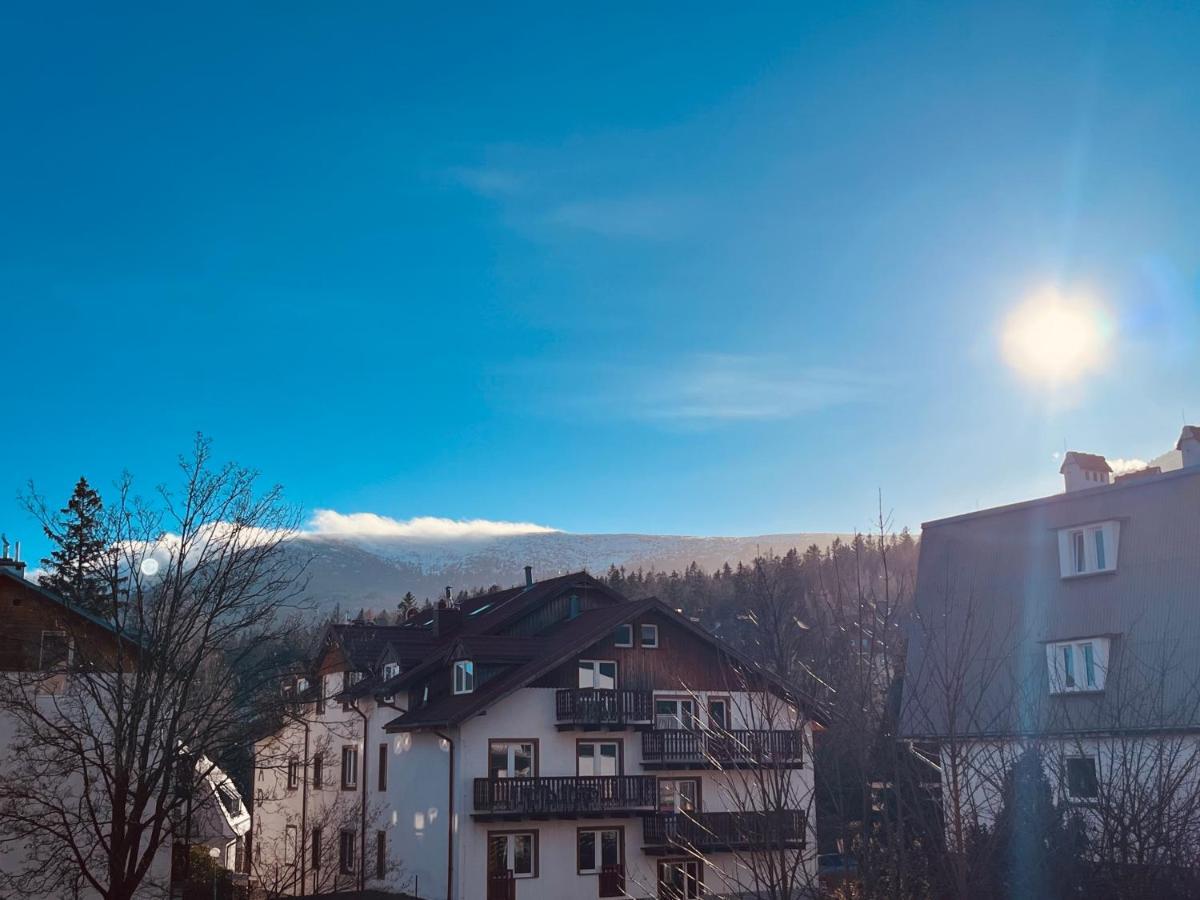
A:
[{"xmin": 1001, "ymin": 289, "xmax": 1112, "ymax": 384}]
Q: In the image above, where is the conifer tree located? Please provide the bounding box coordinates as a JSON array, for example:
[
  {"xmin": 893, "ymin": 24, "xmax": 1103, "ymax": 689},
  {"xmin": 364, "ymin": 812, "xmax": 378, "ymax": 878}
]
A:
[{"xmin": 38, "ymin": 476, "xmax": 112, "ymax": 614}]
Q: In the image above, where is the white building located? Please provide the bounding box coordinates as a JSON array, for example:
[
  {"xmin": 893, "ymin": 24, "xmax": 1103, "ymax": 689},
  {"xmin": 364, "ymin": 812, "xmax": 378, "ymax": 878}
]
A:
[{"xmin": 253, "ymin": 571, "xmax": 825, "ymax": 899}]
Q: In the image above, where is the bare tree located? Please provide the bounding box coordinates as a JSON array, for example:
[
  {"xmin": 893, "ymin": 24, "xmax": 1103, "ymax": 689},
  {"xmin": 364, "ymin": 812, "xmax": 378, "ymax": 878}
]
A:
[{"xmin": 0, "ymin": 436, "xmax": 305, "ymax": 900}]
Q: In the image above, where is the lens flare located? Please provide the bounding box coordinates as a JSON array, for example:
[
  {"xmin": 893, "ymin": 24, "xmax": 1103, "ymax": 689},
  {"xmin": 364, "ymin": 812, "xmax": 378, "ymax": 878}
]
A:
[
  {"xmin": 139, "ymin": 557, "xmax": 160, "ymax": 577},
  {"xmin": 1001, "ymin": 289, "xmax": 1113, "ymax": 384}
]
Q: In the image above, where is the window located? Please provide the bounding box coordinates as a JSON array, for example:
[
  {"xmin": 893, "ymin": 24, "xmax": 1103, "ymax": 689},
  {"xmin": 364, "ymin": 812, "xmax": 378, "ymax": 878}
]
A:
[
  {"xmin": 488, "ymin": 831, "xmax": 537, "ymax": 879},
  {"xmin": 707, "ymin": 698, "xmax": 729, "ymax": 731},
  {"xmin": 489, "ymin": 740, "xmax": 536, "ymax": 778},
  {"xmin": 287, "ymin": 758, "xmax": 299, "ymax": 790},
  {"xmin": 640, "ymin": 624, "xmax": 659, "ymax": 648},
  {"xmin": 578, "ymin": 741, "xmax": 620, "ymax": 776},
  {"xmin": 312, "ymin": 752, "xmax": 324, "ymax": 789},
  {"xmin": 613, "ymin": 624, "xmax": 633, "ymax": 648},
  {"xmin": 1058, "ymin": 521, "xmax": 1119, "ymax": 577},
  {"xmin": 376, "ymin": 830, "xmax": 387, "ymax": 879},
  {"xmin": 655, "ymin": 698, "xmax": 696, "ymax": 730},
  {"xmin": 658, "ymin": 859, "xmax": 702, "ymax": 899},
  {"xmin": 382, "ymin": 662, "xmax": 400, "ymax": 681},
  {"xmin": 339, "ymin": 829, "xmax": 356, "ymax": 874},
  {"xmin": 1066, "ymin": 757, "xmax": 1099, "ymax": 799},
  {"xmin": 39, "ymin": 631, "xmax": 70, "ymax": 671},
  {"xmin": 658, "ymin": 778, "xmax": 699, "ymax": 814},
  {"xmin": 569, "ymin": 594, "xmax": 581, "ymax": 619},
  {"xmin": 341, "ymin": 746, "xmax": 359, "ymax": 790},
  {"xmin": 578, "ymin": 827, "xmax": 622, "ymax": 875},
  {"xmin": 378, "ymin": 743, "xmax": 388, "ymax": 791},
  {"xmin": 284, "ymin": 825, "xmax": 297, "ymax": 864},
  {"xmin": 453, "ymin": 660, "xmax": 475, "ymax": 694},
  {"xmin": 312, "ymin": 827, "xmax": 322, "ymax": 870},
  {"xmin": 1047, "ymin": 638, "xmax": 1109, "ymax": 693},
  {"xmin": 316, "ymin": 675, "xmax": 326, "ymax": 715},
  {"xmin": 578, "ymin": 660, "xmax": 617, "ymax": 690}
]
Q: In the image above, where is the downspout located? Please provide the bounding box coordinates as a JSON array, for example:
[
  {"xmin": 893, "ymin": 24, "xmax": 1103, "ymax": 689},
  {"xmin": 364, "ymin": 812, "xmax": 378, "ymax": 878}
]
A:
[
  {"xmin": 352, "ymin": 702, "xmax": 370, "ymax": 892},
  {"xmin": 433, "ymin": 730, "xmax": 455, "ymax": 900}
]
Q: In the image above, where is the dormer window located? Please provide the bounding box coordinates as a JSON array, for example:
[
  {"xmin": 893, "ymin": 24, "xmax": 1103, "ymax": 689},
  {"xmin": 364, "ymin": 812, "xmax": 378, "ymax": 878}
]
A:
[
  {"xmin": 382, "ymin": 662, "xmax": 400, "ymax": 681},
  {"xmin": 453, "ymin": 660, "xmax": 475, "ymax": 695},
  {"xmin": 1048, "ymin": 637, "xmax": 1109, "ymax": 693},
  {"xmin": 1058, "ymin": 521, "xmax": 1119, "ymax": 577}
]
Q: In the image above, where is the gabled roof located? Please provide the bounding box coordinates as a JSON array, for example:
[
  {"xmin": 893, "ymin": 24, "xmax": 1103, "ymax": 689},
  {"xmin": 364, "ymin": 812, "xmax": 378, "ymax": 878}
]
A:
[
  {"xmin": 1059, "ymin": 451, "xmax": 1111, "ymax": 473},
  {"xmin": 381, "ymin": 595, "xmax": 829, "ymax": 732},
  {"xmin": 0, "ymin": 567, "xmax": 143, "ymax": 646},
  {"xmin": 457, "ymin": 571, "xmax": 626, "ymax": 635},
  {"xmin": 314, "ymin": 622, "xmax": 437, "ymax": 673}
]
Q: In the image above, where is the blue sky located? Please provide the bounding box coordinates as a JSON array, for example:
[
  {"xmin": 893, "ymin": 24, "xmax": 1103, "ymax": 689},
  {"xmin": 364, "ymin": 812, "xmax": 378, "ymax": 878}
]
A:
[{"xmin": 3, "ymin": 2, "xmax": 1199, "ymax": 563}]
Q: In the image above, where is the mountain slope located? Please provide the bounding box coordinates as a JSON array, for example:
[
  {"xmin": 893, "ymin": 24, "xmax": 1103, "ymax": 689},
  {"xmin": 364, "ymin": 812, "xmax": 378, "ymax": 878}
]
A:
[{"xmin": 285, "ymin": 531, "xmax": 847, "ymax": 613}]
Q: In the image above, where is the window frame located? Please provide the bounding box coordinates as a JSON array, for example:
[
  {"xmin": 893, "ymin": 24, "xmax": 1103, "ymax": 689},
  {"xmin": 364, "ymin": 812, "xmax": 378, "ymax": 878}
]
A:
[
  {"xmin": 375, "ymin": 829, "xmax": 387, "ymax": 879},
  {"xmin": 577, "ymin": 825, "xmax": 624, "ymax": 876},
  {"xmin": 453, "ymin": 660, "xmax": 476, "ymax": 695},
  {"xmin": 286, "ymin": 757, "xmax": 299, "ymax": 791},
  {"xmin": 655, "ymin": 696, "xmax": 697, "ymax": 730},
  {"xmin": 378, "ymin": 743, "xmax": 388, "ymax": 791},
  {"xmin": 1047, "ymin": 637, "xmax": 1109, "ymax": 694},
  {"xmin": 312, "ymin": 826, "xmax": 322, "ymax": 870},
  {"xmin": 488, "ymin": 739, "xmax": 539, "ymax": 779},
  {"xmin": 576, "ymin": 739, "xmax": 623, "ymax": 776},
  {"xmin": 613, "ymin": 624, "xmax": 634, "ymax": 648},
  {"xmin": 657, "ymin": 777, "xmax": 701, "ymax": 815},
  {"xmin": 657, "ymin": 858, "xmax": 704, "ymax": 899},
  {"xmin": 382, "ymin": 661, "xmax": 400, "ymax": 681},
  {"xmin": 1065, "ymin": 756, "xmax": 1099, "ymax": 801},
  {"xmin": 338, "ymin": 828, "xmax": 356, "ymax": 875},
  {"xmin": 487, "ymin": 829, "xmax": 539, "ymax": 879},
  {"xmin": 312, "ymin": 752, "xmax": 323, "ymax": 789},
  {"xmin": 706, "ymin": 697, "xmax": 731, "ymax": 732},
  {"xmin": 1058, "ymin": 521, "xmax": 1119, "ymax": 578},
  {"xmin": 578, "ymin": 659, "xmax": 618, "ymax": 690},
  {"xmin": 341, "ymin": 745, "xmax": 359, "ymax": 790},
  {"xmin": 640, "ymin": 623, "xmax": 660, "ymax": 648}
]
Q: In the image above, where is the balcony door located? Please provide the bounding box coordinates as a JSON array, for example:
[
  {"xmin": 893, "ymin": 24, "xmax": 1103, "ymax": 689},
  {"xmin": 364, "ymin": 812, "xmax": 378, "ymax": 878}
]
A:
[
  {"xmin": 579, "ymin": 660, "xmax": 617, "ymax": 690},
  {"xmin": 577, "ymin": 740, "xmax": 621, "ymax": 776},
  {"xmin": 658, "ymin": 777, "xmax": 699, "ymax": 814},
  {"xmin": 655, "ymin": 698, "xmax": 696, "ymax": 730},
  {"xmin": 489, "ymin": 740, "xmax": 537, "ymax": 779},
  {"xmin": 658, "ymin": 859, "xmax": 703, "ymax": 899}
]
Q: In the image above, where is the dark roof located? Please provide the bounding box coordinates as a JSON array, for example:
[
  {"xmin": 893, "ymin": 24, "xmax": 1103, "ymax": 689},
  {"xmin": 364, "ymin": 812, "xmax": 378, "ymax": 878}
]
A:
[
  {"xmin": 382, "ymin": 595, "xmax": 829, "ymax": 732},
  {"xmin": 1177, "ymin": 425, "xmax": 1200, "ymax": 449},
  {"xmin": 901, "ymin": 465, "xmax": 1200, "ymax": 739},
  {"xmin": 319, "ymin": 623, "xmax": 437, "ymax": 672},
  {"xmin": 457, "ymin": 571, "xmax": 626, "ymax": 635},
  {"xmin": 1059, "ymin": 451, "xmax": 1112, "ymax": 473}
]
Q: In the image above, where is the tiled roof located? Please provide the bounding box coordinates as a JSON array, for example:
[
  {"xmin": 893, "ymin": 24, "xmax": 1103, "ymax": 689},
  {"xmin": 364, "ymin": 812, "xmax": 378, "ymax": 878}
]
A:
[{"xmin": 1059, "ymin": 451, "xmax": 1112, "ymax": 473}]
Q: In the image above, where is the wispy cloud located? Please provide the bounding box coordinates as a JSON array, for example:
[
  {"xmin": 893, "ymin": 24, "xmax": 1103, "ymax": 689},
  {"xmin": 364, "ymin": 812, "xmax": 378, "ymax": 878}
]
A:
[
  {"xmin": 502, "ymin": 353, "xmax": 872, "ymax": 427},
  {"xmin": 302, "ymin": 510, "xmax": 559, "ymax": 541}
]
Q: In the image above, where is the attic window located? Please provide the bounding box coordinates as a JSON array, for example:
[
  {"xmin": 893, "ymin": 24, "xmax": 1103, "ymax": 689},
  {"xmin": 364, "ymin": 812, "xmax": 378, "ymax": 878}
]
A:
[
  {"xmin": 382, "ymin": 663, "xmax": 400, "ymax": 681},
  {"xmin": 614, "ymin": 624, "xmax": 633, "ymax": 648},
  {"xmin": 1058, "ymin": 521, "xmax": 1119, "ymax": 577},
  {"xmin": 453, "ymin": 660, "xmax": 475, "ymax": 695},
  {"xmin": 640, "ymin": 624, "xmax": 659, "ymax": 649}
]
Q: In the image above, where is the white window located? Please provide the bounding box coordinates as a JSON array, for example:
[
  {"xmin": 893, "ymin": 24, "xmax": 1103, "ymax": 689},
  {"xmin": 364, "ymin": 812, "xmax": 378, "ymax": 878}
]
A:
[
  {"xmin": 578, "ymin": 660, "xmax": 617, "ymax": 690},
  {"xmin": 655, "ymin": 698, "xmax": 696, "ymax": 730},
  {"xmin": 382, "ymin": 662, "xmax": 400, "ymax": 681},
  {"xmin": 488, "ymin": 831, "xmax": 536, "ymax": 878},
  {"xmin": 640, "ymin": 624, "xmax": 659, "ymax": 648},
  {"xmin": 578, "ymin": 741, "xmax": 620, "ymax": 776},
  {"xmin": 341, "ymin": 746, "xmax": 359, "ymax": 789},
  {"xmin": 453, "ymin": 660, "xmax": 475, "ymax": 694},
  {"xmin": 613, "ymin": 624, "xmax": 633, "ymax": 648},
  {"xmin": 1047, "ymin": 637, "xmax": 1110, "ymax": 693},
  {"xmin": 1058, "ymin": 521, "xmax": 1119, "ymax": 577},
  {"xmin": 577, "ymin": 828, "xmax": 621, "ymax": 875},
  {"xmin": 489, "ymin": 741, "xmax": 536, "ymax": 779}
]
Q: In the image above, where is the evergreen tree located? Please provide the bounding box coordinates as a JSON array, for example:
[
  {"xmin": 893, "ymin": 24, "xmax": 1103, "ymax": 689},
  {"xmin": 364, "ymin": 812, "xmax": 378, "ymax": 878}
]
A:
[{"xmin": 38, "ymin": 477, "xmax": 112, "ymax": 615}]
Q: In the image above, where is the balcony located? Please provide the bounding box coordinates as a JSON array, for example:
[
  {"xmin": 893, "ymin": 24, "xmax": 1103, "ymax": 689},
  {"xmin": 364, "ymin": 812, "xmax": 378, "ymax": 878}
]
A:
[
  {"xmin": 555, "ymin": 688, "xmax": 654, "ymax": 730},
  {"xmin": 640, "ymin": 729, "xmax": 805, "ymax": 769},
  {"xmin": 472, "ymin": 775, "xmax": 658, "ymax": 821},
  {"xmin": 642, "ymin": 810, "xmax": 808, "ymax": 854}
]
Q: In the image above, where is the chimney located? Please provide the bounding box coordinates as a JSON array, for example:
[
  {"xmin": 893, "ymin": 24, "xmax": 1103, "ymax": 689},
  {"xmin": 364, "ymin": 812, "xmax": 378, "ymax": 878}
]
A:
[
  {"xmin": 1060, "ymin": 452, "xmax": 1112, "ymax": 492},
  {"xmin": 1176, "ymin": 426, "xmax": 1200, "ymax": 468},
  {"xmin": 524, "ymin": 565, "xmax": 533, "ymax": 588},
  {"xmin": 0, "ymin": 534, "xmax": 26, "ymax": 578}
]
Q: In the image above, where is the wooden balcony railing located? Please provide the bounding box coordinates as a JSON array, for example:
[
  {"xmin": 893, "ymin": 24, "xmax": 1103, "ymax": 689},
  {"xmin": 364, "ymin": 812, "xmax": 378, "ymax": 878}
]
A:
[
  {"xmin": 641, "ymin": 729, "xmax": 804, "ymax": 768},
  {"xmin": 642, "ymin": 810, "xmax": 808, "ymax": 853},
  {"xmin": 555, "ymin": 688, "xmax": 654, "ymax": 729},
  {"xmin": 473, "ymin": 775, "xmax": 658, "ymax": 819}
]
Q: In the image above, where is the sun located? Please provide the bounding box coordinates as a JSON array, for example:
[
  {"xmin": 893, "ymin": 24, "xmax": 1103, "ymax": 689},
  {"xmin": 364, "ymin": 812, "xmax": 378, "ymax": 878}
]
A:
[{"xmin": 1001, "ymin": 288, "xmax": 1112, "ymax": 384}]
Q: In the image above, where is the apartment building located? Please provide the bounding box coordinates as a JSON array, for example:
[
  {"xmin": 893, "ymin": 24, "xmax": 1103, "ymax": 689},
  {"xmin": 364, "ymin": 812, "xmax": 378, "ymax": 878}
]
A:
[
  {"xmin": 900, "ymin": 426, "xmax": 1200, "ymax": 855},
  {"xmin": 253, "ymin": 570, "xmax": 824, "ymax": 899}
]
